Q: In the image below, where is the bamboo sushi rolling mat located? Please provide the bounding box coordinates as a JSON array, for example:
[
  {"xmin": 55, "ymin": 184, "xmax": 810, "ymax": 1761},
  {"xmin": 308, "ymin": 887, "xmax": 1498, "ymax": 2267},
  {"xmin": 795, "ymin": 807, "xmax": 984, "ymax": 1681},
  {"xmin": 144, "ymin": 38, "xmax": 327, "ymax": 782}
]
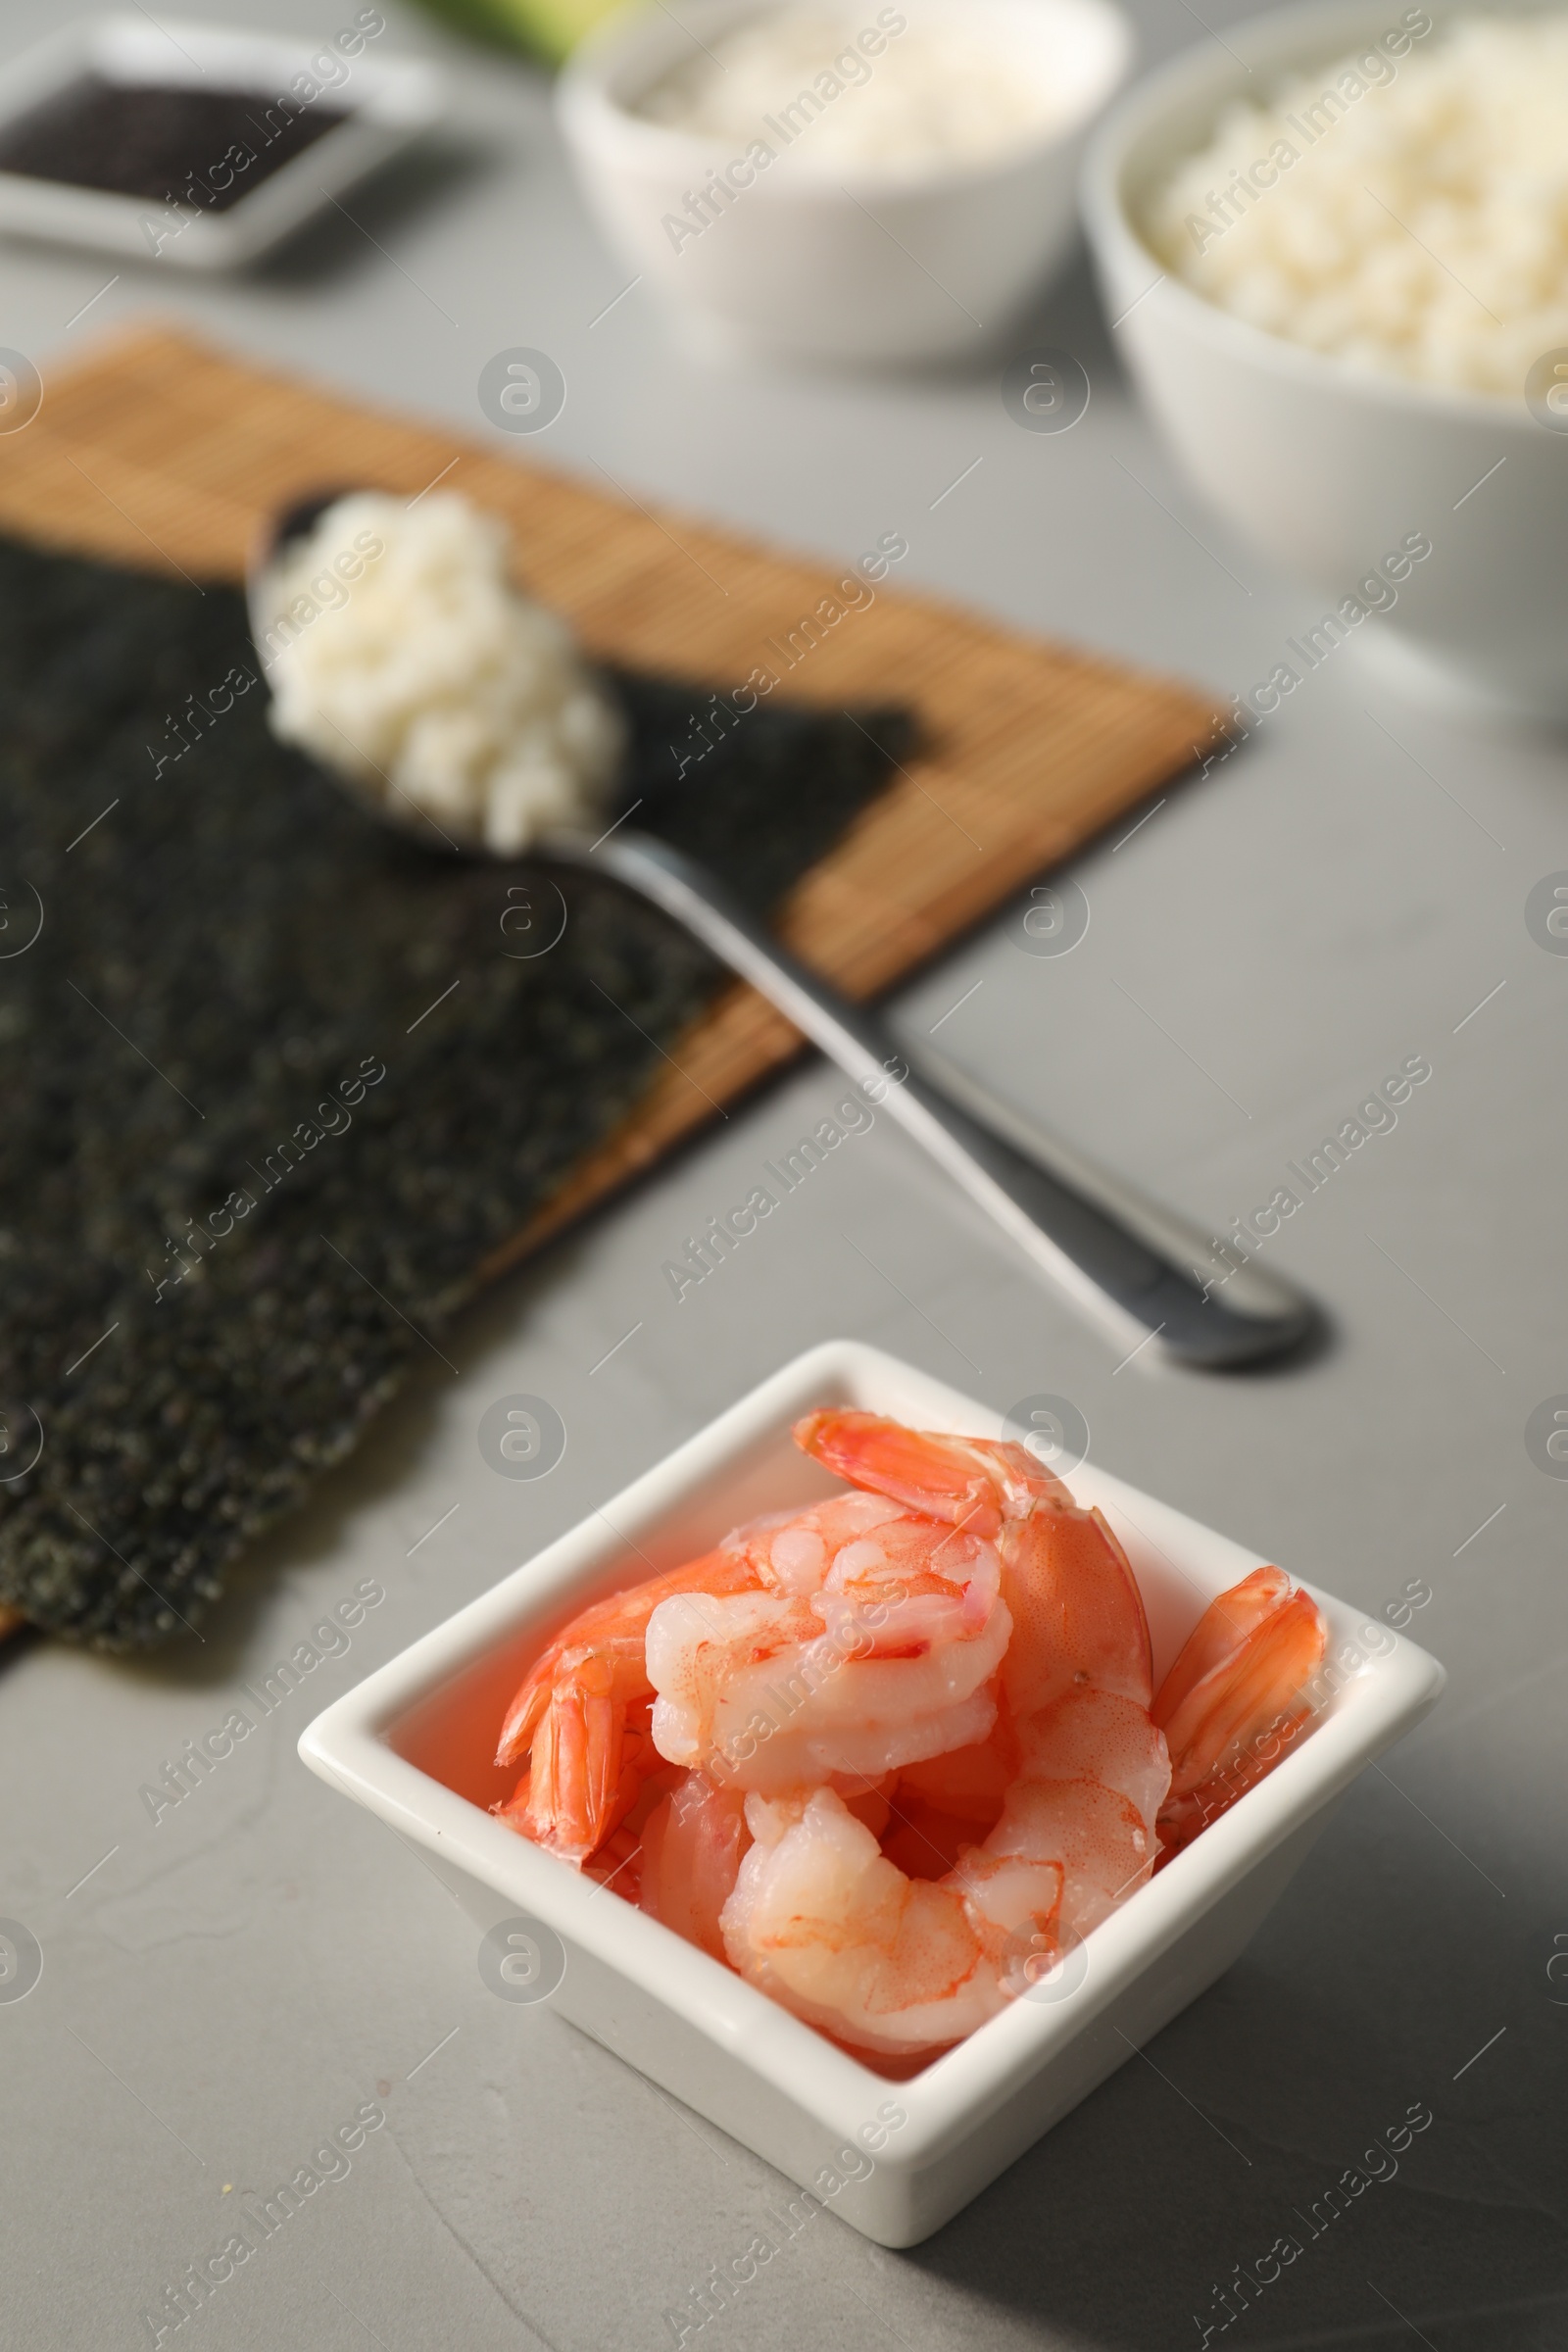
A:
[{"xmin": 0, "ymin": 324, "xmax": 1217, "ymax": 1276}]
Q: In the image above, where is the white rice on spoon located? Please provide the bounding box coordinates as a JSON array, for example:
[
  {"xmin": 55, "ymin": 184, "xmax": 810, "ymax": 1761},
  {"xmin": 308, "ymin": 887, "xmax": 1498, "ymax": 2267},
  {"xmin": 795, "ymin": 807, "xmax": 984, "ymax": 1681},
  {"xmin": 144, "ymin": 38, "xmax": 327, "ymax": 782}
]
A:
[{"xmin": 259, "ymin": 490, "xmax": 625, "ymax": 855}]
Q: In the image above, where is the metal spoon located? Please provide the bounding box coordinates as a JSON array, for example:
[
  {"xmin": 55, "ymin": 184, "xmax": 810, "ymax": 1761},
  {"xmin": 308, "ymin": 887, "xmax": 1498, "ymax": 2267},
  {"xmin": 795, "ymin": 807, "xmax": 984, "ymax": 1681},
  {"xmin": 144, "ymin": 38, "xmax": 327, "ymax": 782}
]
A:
[{"xmin": 248, "ymin": 497, "xmax": 1316, "ymax": 1371}]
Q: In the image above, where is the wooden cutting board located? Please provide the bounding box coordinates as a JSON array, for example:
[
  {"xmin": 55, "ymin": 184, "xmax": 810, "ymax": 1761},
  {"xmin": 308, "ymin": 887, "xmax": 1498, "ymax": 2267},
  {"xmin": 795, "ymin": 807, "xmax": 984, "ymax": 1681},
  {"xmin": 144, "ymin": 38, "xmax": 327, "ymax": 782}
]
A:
[{"xmin": 0, "ymin": 324, "xmax": 1216, "ymax": 1271}]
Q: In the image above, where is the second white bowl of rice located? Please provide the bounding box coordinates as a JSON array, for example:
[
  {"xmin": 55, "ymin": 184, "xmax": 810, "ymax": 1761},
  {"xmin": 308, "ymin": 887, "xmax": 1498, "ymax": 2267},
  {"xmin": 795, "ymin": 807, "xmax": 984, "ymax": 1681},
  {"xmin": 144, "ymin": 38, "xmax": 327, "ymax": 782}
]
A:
[
  {"xmin": 1082, "ymin": 0, "xmax": 1568, "ymax": 721},
  {"xmin": 560, "ymin": 0, "xmax": 1134, "ymax": 366}
]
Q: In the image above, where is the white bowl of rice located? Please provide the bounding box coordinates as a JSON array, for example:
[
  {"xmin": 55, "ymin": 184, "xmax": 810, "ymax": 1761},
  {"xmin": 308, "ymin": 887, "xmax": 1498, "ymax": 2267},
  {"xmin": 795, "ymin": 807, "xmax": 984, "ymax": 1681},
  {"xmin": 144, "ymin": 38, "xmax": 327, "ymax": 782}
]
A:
[
  {"xmin": 1082, "ymin": 0, "xmax": 1568, "ymax": 719},
  {"xmin": 559, "ymin": 0, "xmax": 1134, "ymax": 365}
]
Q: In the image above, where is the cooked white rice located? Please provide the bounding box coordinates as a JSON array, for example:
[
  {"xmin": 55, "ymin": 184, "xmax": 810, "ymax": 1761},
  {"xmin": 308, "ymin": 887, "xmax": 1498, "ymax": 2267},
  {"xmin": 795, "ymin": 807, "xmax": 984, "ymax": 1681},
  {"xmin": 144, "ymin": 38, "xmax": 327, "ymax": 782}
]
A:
[
  {"xmin": 636, "ymin": 2, "xmax": 1076, "ymax": 170},
  {"xmin": 261, "ymin": 492, "xmax": 623, "ymax": 856},
  {"xmin": 1145, "ymin": 13, "xmax": 1568, "ymax": 397}
]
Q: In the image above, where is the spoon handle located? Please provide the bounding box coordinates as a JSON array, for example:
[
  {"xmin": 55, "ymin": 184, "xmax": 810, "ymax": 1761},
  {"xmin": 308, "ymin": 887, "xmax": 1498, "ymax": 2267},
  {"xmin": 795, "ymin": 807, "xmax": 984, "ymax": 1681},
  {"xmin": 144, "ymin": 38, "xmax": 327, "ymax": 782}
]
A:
[{"xmin": 558, "ymin": 830, "xmax": 1317, "ymax": 1370}]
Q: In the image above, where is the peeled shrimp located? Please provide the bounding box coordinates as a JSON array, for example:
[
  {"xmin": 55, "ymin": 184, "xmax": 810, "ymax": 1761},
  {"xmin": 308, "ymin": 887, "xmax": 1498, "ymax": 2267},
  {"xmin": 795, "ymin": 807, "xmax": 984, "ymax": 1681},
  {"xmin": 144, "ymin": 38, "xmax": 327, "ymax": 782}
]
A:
[
  {"xmin": 645, "ymin": 1487, "xmax": 1012, "ymax": 1790},
  {"xmin": 795, "ymin": 1409, "xmax": 1153, "ymax": 1718},
  {"xmin": 676, "ymin": 1414, "xmax": 1173, "ymax": 2055},
  {"xmin": 494, "ymin": 1484, "xmax": 1012, "ymax": 1854},
  {"xmin": 495, "ymin": 1406, "xmax": 1329, "ymax": 2061},
  {"xmin": 639, "ymin": 1772, "xmax": 752, "ymax": 1961},
  {"xmin": 796, "ymin": 1409, "xmax": 1163, "ymax": 1939},
  {"xmin": 719, "ymin": 1686, "xmax": 1170, "ymax": 2055}
]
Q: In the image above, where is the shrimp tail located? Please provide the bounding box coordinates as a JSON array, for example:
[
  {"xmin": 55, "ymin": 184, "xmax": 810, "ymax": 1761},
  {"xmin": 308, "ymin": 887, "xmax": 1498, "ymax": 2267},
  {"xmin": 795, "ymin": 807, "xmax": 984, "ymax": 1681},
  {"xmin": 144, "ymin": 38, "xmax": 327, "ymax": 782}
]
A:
[
  {"xmin": 496, "ymin": 1675, "xmax": 552, "ymax": 1771},
  {"xmin": 494, "ymin": 1546, "xmax": 762, "ymax": 1860},
  {"xmin": 500, "ymin": 1650, "xmax": 648, "ymax": 1864},
  {"xmin": 1152, "ymin": 1568, "xmax": 1328, "ymax": 1860},
  {"xmin": 793, "ymin": 1409, "xmax": 1069, "ymax": 1533}
]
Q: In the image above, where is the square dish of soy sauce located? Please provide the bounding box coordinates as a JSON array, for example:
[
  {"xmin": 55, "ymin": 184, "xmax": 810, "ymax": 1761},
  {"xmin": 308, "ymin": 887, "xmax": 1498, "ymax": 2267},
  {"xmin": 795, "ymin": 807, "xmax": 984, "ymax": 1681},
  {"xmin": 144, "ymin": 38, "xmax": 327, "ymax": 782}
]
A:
[{"xmin": 0, "ymin": 13, "xmax": 443, "ymax": 269}]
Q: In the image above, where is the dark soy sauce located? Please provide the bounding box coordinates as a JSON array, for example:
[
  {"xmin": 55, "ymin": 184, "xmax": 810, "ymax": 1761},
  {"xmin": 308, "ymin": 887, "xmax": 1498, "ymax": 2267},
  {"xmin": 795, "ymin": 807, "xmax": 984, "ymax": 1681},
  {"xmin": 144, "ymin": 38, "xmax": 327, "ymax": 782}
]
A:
[{"xmin": 0, "ymin": 75, "xmax": 349, "ymax": 211}]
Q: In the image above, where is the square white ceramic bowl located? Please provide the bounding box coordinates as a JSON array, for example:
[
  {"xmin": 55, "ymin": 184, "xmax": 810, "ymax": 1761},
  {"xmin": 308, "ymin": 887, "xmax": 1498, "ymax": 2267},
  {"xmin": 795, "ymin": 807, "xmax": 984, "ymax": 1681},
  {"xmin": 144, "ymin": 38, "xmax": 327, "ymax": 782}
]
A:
[
  {"xmin": 0, "ymin": 16, "xmax": 444, "ymax": 270},
  {"xmin": 300, "ymin": 1340, "xmax": 1444, "ymax": 2246}
]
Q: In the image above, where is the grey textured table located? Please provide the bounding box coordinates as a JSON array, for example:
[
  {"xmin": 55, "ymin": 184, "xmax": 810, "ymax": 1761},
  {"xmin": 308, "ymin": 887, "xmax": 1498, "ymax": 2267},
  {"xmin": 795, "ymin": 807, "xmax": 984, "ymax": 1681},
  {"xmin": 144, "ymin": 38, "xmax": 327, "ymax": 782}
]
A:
[{"xmin": 2, "ymin": 3, "xmax": 1564, "ymax": 2346}]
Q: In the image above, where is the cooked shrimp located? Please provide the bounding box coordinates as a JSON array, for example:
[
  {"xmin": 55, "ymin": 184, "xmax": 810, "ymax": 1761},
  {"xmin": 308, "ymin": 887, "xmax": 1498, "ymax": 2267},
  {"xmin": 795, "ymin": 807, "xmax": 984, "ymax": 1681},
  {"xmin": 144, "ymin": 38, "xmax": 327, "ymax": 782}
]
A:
[
  {"xmin": 1152, "ymin": 1565, "xmax": 1328, "ymax": 1860},
  {"xmin": 720, "ymin": 1687, "xmax": 1169, "ymax": 2054},
  {"xmin": 1006, "ymin": 1688, "xmax": 1171, "ymax": 1937},
  {"xmin": 493, "ymin": 1547, "xmax": 761, "ymax": 1862},
  {"xmin": 799, "ymin": 1410, "xmax": 1156, "ymax": 1841},
  {"xmin": 639, "ymin": 1772, "xmax": 752, "ymax": 1960},
  {"xmin": 795, "ymin": 1410, "xmax": 1153, "ymax": 1717},
  {"xmin": 496, "ymin": 1406, "xmax": 1329, "ymax": 2064},
  {"xmin": 495, "ymin": 1480, "xmax": 1011, "ymax": 1856},
  {"xmin": 644, "ymin": 1488, "xmax": 1012, "ymax": 1791},
  {"xmin": 719, "ymin": 1785, "xmax": 1058, "ymax": 2053}
]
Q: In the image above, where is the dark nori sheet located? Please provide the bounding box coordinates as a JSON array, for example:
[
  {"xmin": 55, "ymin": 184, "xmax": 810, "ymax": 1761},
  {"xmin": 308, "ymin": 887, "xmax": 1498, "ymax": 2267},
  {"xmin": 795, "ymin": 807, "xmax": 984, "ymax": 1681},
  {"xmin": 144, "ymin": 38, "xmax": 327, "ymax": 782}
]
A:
[{"xmin": 0, "ymin": 536, "xmax": 907, "ymax": 1650}]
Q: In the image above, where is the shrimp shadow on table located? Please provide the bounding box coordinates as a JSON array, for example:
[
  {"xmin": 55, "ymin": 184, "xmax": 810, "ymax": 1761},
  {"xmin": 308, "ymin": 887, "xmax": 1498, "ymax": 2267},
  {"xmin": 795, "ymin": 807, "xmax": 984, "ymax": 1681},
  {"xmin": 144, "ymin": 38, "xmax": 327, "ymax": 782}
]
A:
[{"xmin": 902, "ymin": 1780, "xmax": 1568, "ymax": 2348}]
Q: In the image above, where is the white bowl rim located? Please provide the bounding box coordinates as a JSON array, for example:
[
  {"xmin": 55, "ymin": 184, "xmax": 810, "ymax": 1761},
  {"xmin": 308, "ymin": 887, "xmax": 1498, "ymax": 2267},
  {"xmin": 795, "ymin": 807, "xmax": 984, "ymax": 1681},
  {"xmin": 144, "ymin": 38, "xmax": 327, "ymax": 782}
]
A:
[
  {"xmin": 1082, "ymin": 0, "xmax": 1558, "ymax": 435},
  {"xmin": 299, "ymin": 1336, "xmax": 1446, "ymax": 2163},
  {"xmin": 560, "ymin": 0, "xmax": 1137, "ymax": 199}
]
